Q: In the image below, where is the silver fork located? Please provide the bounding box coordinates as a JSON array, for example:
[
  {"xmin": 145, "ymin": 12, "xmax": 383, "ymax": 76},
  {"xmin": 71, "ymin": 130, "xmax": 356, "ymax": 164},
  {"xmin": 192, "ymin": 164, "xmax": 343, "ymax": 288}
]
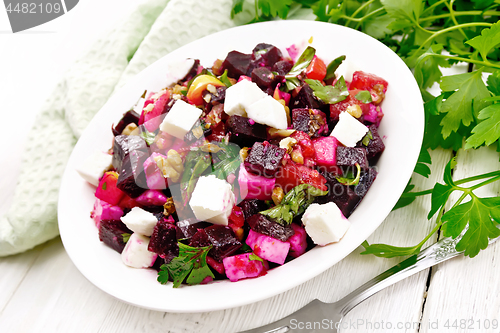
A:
[{"xmin": 240, "ymin": 234, "xmax": 499, "ymax": 333}]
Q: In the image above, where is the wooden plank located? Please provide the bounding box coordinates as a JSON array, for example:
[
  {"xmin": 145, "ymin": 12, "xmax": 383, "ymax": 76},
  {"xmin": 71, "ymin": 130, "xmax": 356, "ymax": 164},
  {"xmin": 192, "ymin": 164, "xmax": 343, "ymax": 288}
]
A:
[{"xmin": 420, "ymin": 145, "xmax": 500, "ymax": 333}]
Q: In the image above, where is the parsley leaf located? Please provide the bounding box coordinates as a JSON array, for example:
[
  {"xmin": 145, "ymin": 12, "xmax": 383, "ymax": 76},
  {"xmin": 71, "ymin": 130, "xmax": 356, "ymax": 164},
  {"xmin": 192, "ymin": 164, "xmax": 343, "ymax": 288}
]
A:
[
  {"xmin": 380, "ymin": 0, "xmax": 423, "ymax": 24},
  {"xmin": 305, "ymin": 76, "xmax": 349, "ymax": 104},
  {"xmin": 260, "ymin": 184, "xmax": 328, "ymax": 225},
  {"xmin": 441, "ymin": 196, "xmax": 500, "ymax": 257},
  {"xmin": 158, "ymin": 243, "xmax": 214, "ymax": 287},
  {"xmin": 466, "ymin": 21, "xmax": 500, "ymax": 62},
  {"xmin": 122, "ymin": 233, "xmax": 131, "ymax": 243},
  {"xmin": 361, "ymin": 241, "xmax": 422, "ymax": 258},
  {"xmin": 325, "ymin": 55, "xmax": 346, "ymax": 81},
  {"xmin": 487, "ymin": 70, "xmax": 500, "ymax": 96},
  {"xmin": 439, "ymin": 70, "xmax": 491, "ymax": 139},
  {"xmin": 231, "ymin": 0, "xmax": 245, "ymax": 18},
  {"xmin": 336, "ymin": 163, "xmax": 361, "ymax": 186},
  {"xmin": 354, "ymin": 90, "xmax": 372, "ymax": 104},
  {"xmin": 428, "ymin": 157, "xmax": 457, "ymax": 219},
  {"xmin": 285, "ymin": 46, "xmax": 316, "ymax": 90},
  {"xmin": 219, "ymin": 69, "xmax": 233, "ymax": 87},
  {"xmin": 258, "ymin": 0, "xmax": 294, "ymax": 18},
  {"xmin": 413, "ymin": 146, "xmax": 432, "ymax": 178},
  {"xmin": 465, "ymin": 104, "xmax": 500, "ymax": 149},
  {"xmin": 249, "ymin": 253, "xmax": 263, "ymax": 262},
  {"xmin": 139, "ymin": 129, "xmax": 156, "ymax": 146}
]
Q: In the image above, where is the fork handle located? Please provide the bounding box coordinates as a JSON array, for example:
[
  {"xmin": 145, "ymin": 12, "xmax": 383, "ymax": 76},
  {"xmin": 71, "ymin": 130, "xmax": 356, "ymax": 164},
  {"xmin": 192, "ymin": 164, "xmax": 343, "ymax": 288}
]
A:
[{"xmin": 336, "ymin": 236, "xmax": 462, "ymax": 316}]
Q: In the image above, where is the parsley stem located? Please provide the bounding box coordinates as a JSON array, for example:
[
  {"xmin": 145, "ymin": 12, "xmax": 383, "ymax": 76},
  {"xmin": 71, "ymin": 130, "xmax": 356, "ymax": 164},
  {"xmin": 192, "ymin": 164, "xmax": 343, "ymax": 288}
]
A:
[
  {"xmin": 422, "ymin": 53, "xmax": 500, "ymax": 69},
  {"xmin": 446, "ymin": 0, "xmax": 468, "ymax": 40},
  {"xmin": 419, "ymin": 10, "xmax": 500, "ymax": 22},
  {"xmin": 455, "ymin": 170, "xmax": 500, "ymax": 186},
  {"xmin": 351, "ymin": 0, "xmax": 375, "ymax": 18},
  {"xmin": 422, "ymin": 0, "xmax": 448, "ymax": 15},
  {"xmin": 401, "ymin": 189, "xmax": 433, "ymax": 198},
  {"xmin": 469, "ymin": 175, "xmax": 500, "ymax": 191},
  {"xmin": 410, "ymin": 22, "xmax": 492, "ymax": 60},
  {"xmin": 340, "ymin": 7, "xmax": 385, "ymax": 23}
]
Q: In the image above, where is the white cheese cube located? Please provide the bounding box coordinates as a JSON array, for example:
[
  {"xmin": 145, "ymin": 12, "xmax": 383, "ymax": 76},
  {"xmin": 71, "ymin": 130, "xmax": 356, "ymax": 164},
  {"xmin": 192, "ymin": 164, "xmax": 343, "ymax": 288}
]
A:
[
  {"xmin": 330, "ymin": 111, "xmax": 369, "ymax": 147},
  {"xmin": 159, "ymin": 100, "xmax": 202, "ymax": 139},
  {"xmin": 121, "ymin": 233, "xmax": 157, "ymax": 268},
  {"xmin": 301, "ymin": 202, "xmax": 351, "ymax": 245},
  {"xmin": 246, "ymin": 95, "xmax": 288, "ymax": 130},
  {"xmin": 120, "ymin": 207, "xmax": 158, "ymax": 236},
  {"xmin": 189, "ymin": 175, "xmax": 235, "ymax": 225},
  {"xmin": 165, "ymin": 58, "xmax": 195, "ymax": 86},
  {"xmin": 223, "ymin": 80, "xmax": 267, "ymax": 117},
  {"xmin": 76, "ymin": 150, "xmax": 113, "ymax": 187}
]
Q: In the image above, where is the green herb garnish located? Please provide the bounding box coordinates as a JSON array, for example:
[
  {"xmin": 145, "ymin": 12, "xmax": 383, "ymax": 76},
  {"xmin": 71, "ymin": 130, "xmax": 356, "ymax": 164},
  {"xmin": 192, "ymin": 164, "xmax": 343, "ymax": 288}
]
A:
[
  {"xmin": 305, "ymin": 76, "xmax": 349, "ymax": 104},
  {"xmin": 354, "ymin": 91, "xmax": 372, "ymax": 104},
  {"xmin": 157, "ymin": 242, "xmax": 214, "ymax": 287},
  {"xmin": 325, "ymin": 55, "xmax": 346, "ymax": 81},
  {"xmin": 260, "ymin": 184, "xmax": 328, "ymax": 225},
  {"xmin": 336, "ymin": 163, "xmax": 361, "ymax": 186},
  {"xmin": 139, "ymin": 129, "xmax": 156, "ymax": 146},
  {"xmin": 285, "ymin": 46, "xmax": 316, "ymax": 90}
]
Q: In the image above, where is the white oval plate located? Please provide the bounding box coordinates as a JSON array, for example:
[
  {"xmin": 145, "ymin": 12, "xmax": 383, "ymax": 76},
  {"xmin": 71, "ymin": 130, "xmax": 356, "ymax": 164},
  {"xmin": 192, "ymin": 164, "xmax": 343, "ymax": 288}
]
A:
[{"xmin": 58, "ymin": 20, "xmax": 424, "ymax": 313}]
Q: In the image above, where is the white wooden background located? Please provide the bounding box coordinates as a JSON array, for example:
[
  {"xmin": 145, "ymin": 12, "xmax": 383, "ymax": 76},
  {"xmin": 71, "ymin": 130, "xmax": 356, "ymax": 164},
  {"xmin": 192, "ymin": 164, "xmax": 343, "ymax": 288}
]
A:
[{"xmin": 2, "ymin": 2, "xmax": 500, "ymax": 333}]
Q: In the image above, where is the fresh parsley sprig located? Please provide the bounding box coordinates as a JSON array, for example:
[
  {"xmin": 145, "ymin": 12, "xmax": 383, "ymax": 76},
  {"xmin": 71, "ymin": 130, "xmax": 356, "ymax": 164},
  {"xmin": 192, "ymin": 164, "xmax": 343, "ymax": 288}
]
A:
[
  {"xmin": 363, "ymin": 158, "xmax": 500, "ymax": 258},
  {"xmin": 231, "ymin": 0, "xmax": 500, "ymax": 258},
  {"xmin": 157, "ymin": 242, "xmax": 214, "ymax": 287}
]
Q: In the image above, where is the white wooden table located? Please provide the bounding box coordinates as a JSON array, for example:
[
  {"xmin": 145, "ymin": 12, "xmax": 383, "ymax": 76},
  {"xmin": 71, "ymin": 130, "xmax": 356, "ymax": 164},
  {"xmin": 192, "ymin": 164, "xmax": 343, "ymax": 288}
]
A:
[{"xmin": 2, "ymin": 3, "xmax": 500, "ymax": 333}]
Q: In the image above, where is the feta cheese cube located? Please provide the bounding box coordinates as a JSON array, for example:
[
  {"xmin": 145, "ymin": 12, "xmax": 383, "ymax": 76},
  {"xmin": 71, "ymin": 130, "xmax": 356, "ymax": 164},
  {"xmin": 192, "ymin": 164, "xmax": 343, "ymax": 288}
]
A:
[
  {"xmin": 246, "ymin": 95, "xmax": 288, "ymax": 130},
  {"xmin": 301, "ymin": 202, "xmax": 351, "ymax": 245},
  {"xmin": 76, "ymin": 150, "xmax": 113, "ymax": 186},
  {"xmin": 189, "ymin": 175, "xmax": 235, "ymax": 225},
  {"xmin": 330, "ymin": 111, "xmax": 369, "ymax": 147},
  {"xmin": 165, "ymin": 58, "xmax": 195, "ymax": 86},
  {"xmin": 159, "ymin": 100, "xmax": 202, "ymax": 139},
  {"xmin": 223, "ymin": 80, "xmax": 267, "ymax": 117},
  {"xmin": 120, "ymin": 207, "xmax": 158, "ymax": 236},
  {"xmin": 121, "ymin": 233, "xmax": 157, "ymax": 268}
]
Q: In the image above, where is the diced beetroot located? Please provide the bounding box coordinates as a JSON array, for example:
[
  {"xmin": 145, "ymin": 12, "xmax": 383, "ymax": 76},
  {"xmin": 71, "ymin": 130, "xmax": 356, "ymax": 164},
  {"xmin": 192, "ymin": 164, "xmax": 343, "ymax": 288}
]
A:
[
  {"xmin": 315, "ymin": 171, "xmax": 361, "ymax": 217},
  {"xmin": 142, "ymin": 91, "xmax": 171, "ymax": 132},
  {"xmin": 275, "ymin": 160, "xmax": 328, "ymax": 193},
  {"xmin": 238, "ymin": 199, "xmax": 268, "ymax": 220},
  {"xmin": 223, "ymin": 253, "xmax": 268, "ymax": 282},
  {"xmin": 112, "ymin": 135, "xmax": 148, "ymax": 171},
  {"xmin": 135, "ymin": 189, "xmax": 168, "ymax": 206},
  {"xmin": 336, "ymin": 147, "xmax": 369, "ymax": 169},
  {"xmin": 287, "ymin": 224, "xmax": 308, "ymax": 258},
  {"xmin": 95, "ymin": 171, "xmax": 125, "ymax": 206},
  {"xmin": 291, "ymin": 109, "xmax": 310, "ymax": 133},
  {"xmin": 222, "ymin": 51, "xmax": 252, "ymax": 78},
  {"xmin": 312, "ymin": 136, "xmax": 338, "ymax": 166},
  {"xmin": 206, "ymin": 255, "xmax": 225, "ymax": 274},
  {"xmin": 205, "ymin": 225, "xmax": 242, "ymax": 262},
  {"xmin": 148, "ymin": 218, "xmax": 178, "ymax": 262},
  {"xmin": 245, "ymin": 229, "xmax": 290, "ymax": 265},
  {"xmin": 226, "ymin": 115, "xmax": 267, "ymax": 146},
  {"xmin": 251, "ymin": 43, "xmax": 283, "ymax": 68},
  {"xmin": 112, "ymin": 110, "xmax": 140, "ymax": 136},
  {"xmin": 355, "ymin": 167, "xmax": 378, "ymax": 198},
  {"xmin": 251, "ymin": 67, "xmax": 274, "ymax": 88},
  {"xmin": 91, "ymin": 198, "xmax": 124, "ymax": 229},
  {"xmin": 290, "ymin": 84, "xmax": 323, "ymax": 110},
  {"xmin": 116, "ymin": 150, "xmax": 148, "ymax": 198},
  {"xmin": 330, "ymin": 90, "xmax": 371, "ymax": 122},
  {"xmin": 189, "ymin": 229, "xmax": 211, "ymax": 248},
  {"xmin": 143, "ymin": 153, "xmax": 167, "ymax": 189},
  {"xmin": 244, "ymin": 141, "xmax": 286, "ymax": 178},
  {"xmin": 291, "ymin": 131, "xmax": 315, "ymax": 158},
  {"xmin": 247, "ymin": 214, "xmax": 294, "ymax": 242},
  {"xmin": 359, "ymin": 125, "xmax": 385, "ymax": 164},
  {"xmin": 238, "ymin": 163, "xmax": 275, "ymax": 200},
  {"xmin": 176, "ymin": 220, "xmax": 211, "ymax": 240},
  {"xmin": 99, "ymin": 219, "xmax": 132, "ymax": 253}
]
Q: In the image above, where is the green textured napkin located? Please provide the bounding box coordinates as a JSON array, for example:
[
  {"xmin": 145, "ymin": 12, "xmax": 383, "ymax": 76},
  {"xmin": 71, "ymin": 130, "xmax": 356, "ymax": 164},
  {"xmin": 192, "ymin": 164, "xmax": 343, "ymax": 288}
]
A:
[{"xmin": 0, "ymin": 0, "xmax": 243, "ymax": 256}]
